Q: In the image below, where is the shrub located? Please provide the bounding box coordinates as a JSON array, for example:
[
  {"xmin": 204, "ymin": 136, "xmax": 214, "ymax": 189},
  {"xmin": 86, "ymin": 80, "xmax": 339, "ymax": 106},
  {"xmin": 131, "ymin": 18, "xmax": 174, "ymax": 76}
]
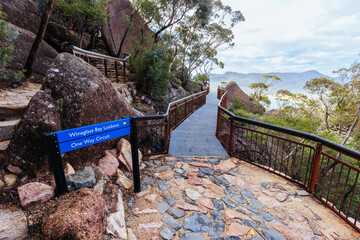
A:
[
  {"xmin": 0, "ymin": 7, "xmax": 25, "ymax": 88},
  {"xmin": 129, "ymin": 44, "xmax": 171, "ymax": 99}
]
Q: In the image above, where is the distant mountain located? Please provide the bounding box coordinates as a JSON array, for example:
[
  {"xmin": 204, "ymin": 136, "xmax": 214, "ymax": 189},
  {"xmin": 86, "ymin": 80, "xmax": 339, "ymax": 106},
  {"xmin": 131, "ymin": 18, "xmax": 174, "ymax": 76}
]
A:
[{"xmin": 210, "ymin": 70, "xmax": 336, "ymax": 95}]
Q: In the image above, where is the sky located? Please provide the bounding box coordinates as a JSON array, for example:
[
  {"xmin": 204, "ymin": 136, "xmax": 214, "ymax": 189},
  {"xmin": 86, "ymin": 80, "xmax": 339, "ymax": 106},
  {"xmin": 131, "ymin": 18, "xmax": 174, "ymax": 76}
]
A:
[{"xmin": 214, "ymin": 0, "xmax": 360, "ymax": 76}]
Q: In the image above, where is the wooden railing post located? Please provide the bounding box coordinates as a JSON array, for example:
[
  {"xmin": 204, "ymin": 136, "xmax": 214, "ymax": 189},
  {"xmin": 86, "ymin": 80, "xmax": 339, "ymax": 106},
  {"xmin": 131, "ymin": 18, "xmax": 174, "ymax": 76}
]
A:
[
  {"xmin": 191, "ymin": 97, "xmax": 194, "ymax": 113},
  {"xmin": 185, "ymin": 99, "xmax": 187, "ymax": 117},
  {"xmin": 104, "ymin": 59, "xmax": 108, "ymax": 78},
  {"xmin": 164, "ymin": 114, "xmax": 171, "ymax": 153},
  {"xmin": 115, "ymin": 61, "xmax": 119, "ymax": 82},
  {"xmin": 216, "ymin": 108, "xmax": 221, "ymax": 139},
  {"xmin": 309, "ymin": 143, "xmax": 322, "ymax": 192},
  {"xmin": 175, "ymin": 104, "xmax": 178, "ymax": 126},
  {"xmin": 123, "ymin": 61, "xmax": 126, "ymax": 81},
  {"xmin": 228, "ymin": 117, "xmax": 234, "ymax": 154}
]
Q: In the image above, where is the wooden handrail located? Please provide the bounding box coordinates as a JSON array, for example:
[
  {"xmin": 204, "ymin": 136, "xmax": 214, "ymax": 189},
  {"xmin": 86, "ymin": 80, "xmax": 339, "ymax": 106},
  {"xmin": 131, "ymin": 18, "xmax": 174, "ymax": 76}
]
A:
[{"xmin": 70, "ymin": 45, "xmax": 130, "ymax": 82}]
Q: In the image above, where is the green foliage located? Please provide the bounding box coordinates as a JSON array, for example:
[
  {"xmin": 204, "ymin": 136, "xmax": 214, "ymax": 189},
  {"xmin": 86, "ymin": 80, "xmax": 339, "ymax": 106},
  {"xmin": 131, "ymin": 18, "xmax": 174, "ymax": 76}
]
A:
[
  {"xmin": 249, "ymin": 74, "xmax": 281, "ymax": 107},
  {"xmin": 0, "ymin": 8, "xmax": 18, "ymax": 68},
  {"xmin": 50, "ymin": 0, "xmax": 112, "ymax": 43},
  {"xmin": 194, "ymin": 73, "xmax": 210, "ymax": 84},
  {"xmin": 232, "ymin": 97, "xmax": 243, "ymax": 110},
  {"xmin": 0, "ymin": 7, "xmax": 26, "ymax": 88},
  {"xmin": 129, "ymin": 44, "xmax": 171, "ymax": 98}
]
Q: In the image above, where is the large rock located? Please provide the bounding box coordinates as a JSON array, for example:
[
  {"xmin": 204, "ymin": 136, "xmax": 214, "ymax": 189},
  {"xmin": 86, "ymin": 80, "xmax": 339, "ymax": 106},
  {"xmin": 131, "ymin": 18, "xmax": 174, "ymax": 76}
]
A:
[
  {"xmin": 7, "ymin": 24, "xmax": 58, "ymax": 83},
  {"xmin": 41, "ymin": 53, "xmax": 137, "ymax": 168},
  {"xmin": 42, "ymin": 188, "xmax": 106, "ymax": 240},
  {"xmin": 44, "ymin": 22, "xmax": 88, "ymax": 52},
  {"xmin": 102, "ymin": 0, "xmax": 150, "ymax": 56},
  {"xmin": 5, "ymin": 91, "xmax": 61, "ymax": 175},
  {"xmin": 17, "ymin": 182, "xmax": 55, "ymax": 207},
  {"xmin": 116, "ymin": 138, "xmax": 142, "ymax": 172},
  {"xmin": 0, "ymin": 0, "xmax": 40, "ymax": 34},
  {"xmin": 225, "ymin": 81, "xmax": 265, "ymax": 114},
  {"xmin": 0, "ymin": 207, "xmax": 28, "ymax": 240}
]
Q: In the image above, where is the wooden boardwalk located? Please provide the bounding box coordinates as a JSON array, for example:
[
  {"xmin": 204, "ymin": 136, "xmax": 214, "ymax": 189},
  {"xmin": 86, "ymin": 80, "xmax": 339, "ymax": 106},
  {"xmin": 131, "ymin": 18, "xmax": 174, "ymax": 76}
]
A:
[{"xmin": 168, "ymin": 92, "xmax": 228, "ymax": 156}]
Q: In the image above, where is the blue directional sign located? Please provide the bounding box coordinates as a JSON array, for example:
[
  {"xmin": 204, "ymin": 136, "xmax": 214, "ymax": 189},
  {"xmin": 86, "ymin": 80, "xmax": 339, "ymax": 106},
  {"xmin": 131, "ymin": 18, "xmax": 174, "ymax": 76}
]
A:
[{"xmin": 52, "ymin": 118, "xmax": 131, "ymax": 153}]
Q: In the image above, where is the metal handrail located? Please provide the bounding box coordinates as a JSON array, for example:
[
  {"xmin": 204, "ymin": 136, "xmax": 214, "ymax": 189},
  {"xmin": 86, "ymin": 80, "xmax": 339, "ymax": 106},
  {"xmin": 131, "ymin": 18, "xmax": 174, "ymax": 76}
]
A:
[
  {"xmin": 134, "ymin": 87, "xmax": 209, "ymax": 154},
  {"xmin": 216, "ymin": 87, "xmax": 360, "ymax": 232},
  {"xmin": 217, "ymin": 89, "xmax": 360, "ymax": 161},
  {"xmin": 70, "ymin": 45, "xmax": 130, "ymax": 82},
  {"xmin": 69, "ymin": 45, "xmax": 130, "ymax": 62},
  {"xmin": 134, "ymin": 89, "xmax": 208, "ymax": 120}
]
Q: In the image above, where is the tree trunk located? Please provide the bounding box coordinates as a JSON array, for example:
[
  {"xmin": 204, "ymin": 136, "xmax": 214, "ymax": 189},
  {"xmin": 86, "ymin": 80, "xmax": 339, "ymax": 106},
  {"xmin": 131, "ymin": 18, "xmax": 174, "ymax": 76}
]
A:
[
  {"xmin": 117, "ymin": 9, "xmax": 135, "ymax": 58},
  {"xmin": 24, "ymin": 0, "xmax": 56, "ymax": 78},
  {"xmin": 86, "ymin": 26, "xmax": 100, "ymax": 51}
]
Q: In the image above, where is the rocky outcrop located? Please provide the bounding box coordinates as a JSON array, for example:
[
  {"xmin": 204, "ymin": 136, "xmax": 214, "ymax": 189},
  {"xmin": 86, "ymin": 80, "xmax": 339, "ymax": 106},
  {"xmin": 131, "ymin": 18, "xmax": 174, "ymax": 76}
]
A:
[
  {"xmin": 5, "ymin": 91, "xmax": 61, "ymax": 175},
  {"xmin": 7, "ymin": 24, "xmax": 58, "ymax": 83},
  {"xmin": 41, "ymin": 53, "xmax": 137, "ymax": 168},
  {"xmin": 44, "ymin": 22, "xmax": 88, "ymax": 52},
  {"xmin": 42, "ymin": 188, "xmax": 106, "ymax": 240},
  {"xmin": 102, "ymin": 0, "xmax": 150, "ymax": 56},
  {"xmin": 225, "ymin": 81, "xmax": 266, "ymax": 114},
  {"xmin": 0, "ymin": 207, "xmax": 28, "ymax": 240},
  {"xmin": 0, "ymin": 0, "xmax": 40, "ymax": 34}
]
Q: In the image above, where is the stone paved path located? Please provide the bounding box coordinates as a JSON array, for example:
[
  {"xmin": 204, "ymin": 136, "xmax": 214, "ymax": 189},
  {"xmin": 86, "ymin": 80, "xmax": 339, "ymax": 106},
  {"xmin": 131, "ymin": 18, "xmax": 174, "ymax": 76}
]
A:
[
  {"xmin": 168, "ymin": 92, "xmax": 228, "ymax": 156},
  {"xmin": 128, "ymin": 155, "xmax": 359, "ymax": 240}
]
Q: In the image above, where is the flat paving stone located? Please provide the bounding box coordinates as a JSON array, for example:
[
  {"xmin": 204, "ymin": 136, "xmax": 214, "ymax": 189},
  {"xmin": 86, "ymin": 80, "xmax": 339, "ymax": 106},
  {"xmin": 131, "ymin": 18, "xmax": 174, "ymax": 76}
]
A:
[
  {"xmin": 199, "ymin": 167, "xmax": 214, "ymax": 175},
  {"xmin": 162, "ymin": 194, "xmax": 176, "ymax": 206},
  {"xmin": 167, "ymin": 208, "xmax": 186, "ymax": 219},
  {"xmin": 156, "ymin": 165, "xmax": 170, "ymax": 173},
  {"xmin": 208, "ymin": 158, "xmax": 221, "ymax": 165},
  {"xmin": 259, "ymin": 210, "xmax": 275, "ymax": 222},
  {"xmin": 162, "ymin": 214, "xmax": 182, "ymax": 231},
  {"xmin": 241, "ymin": 219, "xmax": 258, "ymax": 228},
  {"xmin": 208, "ymin": 221, "xmax": 225, "ymax": 236},
  {"xmin": 249, "ymin": 237, "xmax": 263, "ymax": 240},
  {"xmin": 179, "ymin": 233, "xmax": 205, "ymax": 240},
  {"xmin": 212, "ymin": 199, "xmax": 225, "ymax": 210},
  {"xmin": 211, "ymin": 175, "xmax": 230, "ymax": 187},
  {"xmin": 160, "ymin": 226, "xmax": 175, "ymax": 240},
  {"xmin": 183, "ymin": 213, "xmax": 212, "ymax": 233},
  {"xmin": 242, "ymin": 205, "xmax": 259, "ymax": 214},
  {"xmin": 157, "ymin": 202, "xmax": 170, "ymax": 214},
  {"xmin": 158, "ymin": 180, "xmax": 172, "ymax": 191},
  {"xmin": 231, "ymin": 194, "xmax": 248, "ymax": 204},
  {"xmin": 241, "ymin": 188, "xmax": 255, "ymax": 199},
  {"xmin": 222, "ymin": 196, "xmax": 239, "ymax": 208},
  {"xmin": 173, "ymin": 168, "xmax": 186, "ymax": 174},
  {"xmin": 251, "ymin": 199, "xmax": 264, "ymax": 209},
  {"xmin": 210, "ymin": 210, "xmax": 223, "ymax": 220},
  {"xmin": 211, "ymin": 237, "xmax": 241, "ymax": 240},
  {"xmin": 262, "ymin": 229, "xmax": 286, "ymax": 240}
]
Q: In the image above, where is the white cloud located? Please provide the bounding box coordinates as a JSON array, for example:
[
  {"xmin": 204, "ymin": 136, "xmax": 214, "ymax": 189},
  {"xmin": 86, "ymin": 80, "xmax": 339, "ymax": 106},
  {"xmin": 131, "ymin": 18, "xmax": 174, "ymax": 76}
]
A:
[{"xmin": 214, "ymin": 0, "xmax": 360, "ymax": 76}]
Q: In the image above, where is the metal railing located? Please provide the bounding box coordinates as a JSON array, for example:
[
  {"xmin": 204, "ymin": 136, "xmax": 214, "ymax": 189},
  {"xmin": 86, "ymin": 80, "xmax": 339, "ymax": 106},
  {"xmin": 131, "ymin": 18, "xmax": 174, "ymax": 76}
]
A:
[
  {"xmin": 70, "ymin": 45, "xmax": 130, "ymax": 82},
  {"xmin": 216, "ymin": 87, "xmax": 360, "ymax": 232},
  {"xmin": 134, "ymin": 87, "xmax": 209, "ymax": 155}
]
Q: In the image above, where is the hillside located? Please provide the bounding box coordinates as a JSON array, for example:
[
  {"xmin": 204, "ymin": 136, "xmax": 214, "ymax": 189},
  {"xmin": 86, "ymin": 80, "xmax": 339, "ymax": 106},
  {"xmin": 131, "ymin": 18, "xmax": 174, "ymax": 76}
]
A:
[{"xmin": 210, "ymin": 70, "xmax": 336, "ymax": 95}]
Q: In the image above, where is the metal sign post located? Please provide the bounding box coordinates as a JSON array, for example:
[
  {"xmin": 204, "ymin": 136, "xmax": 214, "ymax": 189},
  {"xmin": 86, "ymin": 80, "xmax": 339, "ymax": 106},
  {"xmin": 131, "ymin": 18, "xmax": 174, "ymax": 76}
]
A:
[{"xmin": 44, "ymin": 117, "xmax": 141, "ymax": 197}]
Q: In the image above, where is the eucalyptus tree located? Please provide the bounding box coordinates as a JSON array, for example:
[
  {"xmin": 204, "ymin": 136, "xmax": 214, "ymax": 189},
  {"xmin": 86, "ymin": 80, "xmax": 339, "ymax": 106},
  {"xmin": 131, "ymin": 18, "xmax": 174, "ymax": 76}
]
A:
[
  {"xmin": 50, "ymin": 0, "xmax": 112, "ymax": 47},
  {"xmin": 249, "ymin": 74, "xmax": 281, "ymax": 107}
]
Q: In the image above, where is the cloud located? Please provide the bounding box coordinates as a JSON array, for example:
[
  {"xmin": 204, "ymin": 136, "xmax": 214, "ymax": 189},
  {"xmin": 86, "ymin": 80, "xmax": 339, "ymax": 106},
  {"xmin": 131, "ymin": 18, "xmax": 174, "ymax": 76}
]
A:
[{"xmin": 215, "ymin": 0, "xmax": 360, "ymax": 76}]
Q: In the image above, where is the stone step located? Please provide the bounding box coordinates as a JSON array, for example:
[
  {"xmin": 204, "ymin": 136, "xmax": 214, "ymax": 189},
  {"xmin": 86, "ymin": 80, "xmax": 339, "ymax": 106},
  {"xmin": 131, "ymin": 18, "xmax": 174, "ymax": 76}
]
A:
[
  {"xmin": 0, "ymin": 100, "xmax": 30, "ymax": 120},
  {"xmin": 0, "ymin": 140, "xmax": 10, "ymax": 151},
  {"xmin": 0, "ymin": 119, "xmax": 20, "ymax": 141},
  {"xmin": 0, "ymin": 83, "xmax": 41, "ymax": 120}
]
